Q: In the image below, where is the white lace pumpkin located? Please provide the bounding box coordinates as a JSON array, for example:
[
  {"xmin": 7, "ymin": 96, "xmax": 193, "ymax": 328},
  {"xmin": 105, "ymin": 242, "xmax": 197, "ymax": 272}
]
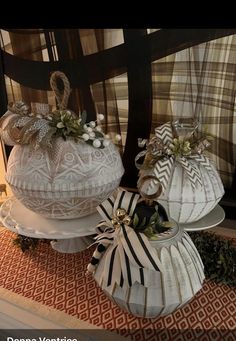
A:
[
  {"xmin": 5, "ymin": 138, "xmax": 124, "ymax": 219},
  {"xmin": 1, "ymin": 71, "xmax": 124, "ymax": 219}
]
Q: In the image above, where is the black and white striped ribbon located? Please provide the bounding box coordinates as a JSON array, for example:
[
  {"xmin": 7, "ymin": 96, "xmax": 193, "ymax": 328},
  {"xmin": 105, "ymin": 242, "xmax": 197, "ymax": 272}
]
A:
[{"xmin": 88, "ymin": 190, "xmax": 163, "ymax": 289}]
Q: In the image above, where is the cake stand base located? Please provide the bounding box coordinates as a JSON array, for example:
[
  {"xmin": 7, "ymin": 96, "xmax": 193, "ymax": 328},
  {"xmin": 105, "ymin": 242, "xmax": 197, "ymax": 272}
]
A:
[
  {"xmin": 51, "ymin": 236, "xmax": 95, "ymax": 253},
  {"xmin": 0, "ymin": 197, "xmax": 100, "ymax": 253}
]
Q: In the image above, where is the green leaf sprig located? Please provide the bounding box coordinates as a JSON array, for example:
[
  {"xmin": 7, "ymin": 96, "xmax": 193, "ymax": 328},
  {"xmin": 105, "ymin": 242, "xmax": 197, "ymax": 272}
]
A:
[
  {"xmin": 133, "ymin": 205, "xmax": 173, "ymax": 240},
  {"xmin": 49, "ymin": 110, "xmax": 114, "ymax": 148}
]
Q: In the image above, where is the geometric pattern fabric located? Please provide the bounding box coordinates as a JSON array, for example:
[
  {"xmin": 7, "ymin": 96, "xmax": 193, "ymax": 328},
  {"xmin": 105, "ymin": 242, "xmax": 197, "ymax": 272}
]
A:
[{"xmin": 0, "ymin": 230, "xmax": 236, "ymax": 341}]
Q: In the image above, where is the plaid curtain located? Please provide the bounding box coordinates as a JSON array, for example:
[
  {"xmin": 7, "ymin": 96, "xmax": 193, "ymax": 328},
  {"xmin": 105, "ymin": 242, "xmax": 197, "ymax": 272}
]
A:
[
  {"xmin": 152, "ymin": 34, "xmax": 236, "ymax": 188},
  {"xmin": 0, "ymin": 30, "xmax": 49, "ymax": 104},
  {"xmin": 80, "ymin": 29, "xmax": 126, "ymax": 151},
  {"xmin": 0, "ymin": 29, "xmax": 235, "ymax": 189}
]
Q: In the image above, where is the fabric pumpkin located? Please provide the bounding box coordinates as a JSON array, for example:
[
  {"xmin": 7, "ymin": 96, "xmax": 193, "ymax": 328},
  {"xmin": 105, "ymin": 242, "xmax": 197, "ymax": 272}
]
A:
[
  {"xmin": 157, "ymin": 159, "xmax": 224, "ymax": 223},
  {"xmin": 136, "ymin": 121, "xmax": 224, "ymax": 223},
  {"xmin": 6, "ymin": 138, "xmax": 124, "ymax": 219},
  {"xmin": 1, "ymin": 72, "xmax": 124, "ymax": 219},
  {"xmin": 88, "ymin": 190, "xmax": 205, "ymax": 318}
]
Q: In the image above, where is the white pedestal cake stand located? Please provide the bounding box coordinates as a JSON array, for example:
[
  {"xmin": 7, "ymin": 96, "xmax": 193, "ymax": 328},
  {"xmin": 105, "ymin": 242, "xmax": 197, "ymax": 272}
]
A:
[
  {"xmin": 0, "ymin": 197, "xmax": 100, "ymax": 253},
  {"xmin": 0, "ymin": 197, "xmax": 225, "ymax": 253}
]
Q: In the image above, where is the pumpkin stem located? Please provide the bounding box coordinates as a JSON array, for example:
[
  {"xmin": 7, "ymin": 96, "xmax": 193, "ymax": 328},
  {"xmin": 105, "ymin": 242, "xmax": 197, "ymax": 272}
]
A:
[{"xmin": 50, "ymin": 71, "xmax": 71, "ymax": 110}]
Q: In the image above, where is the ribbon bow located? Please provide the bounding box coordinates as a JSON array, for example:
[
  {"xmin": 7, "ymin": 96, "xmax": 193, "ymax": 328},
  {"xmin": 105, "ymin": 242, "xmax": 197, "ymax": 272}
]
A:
[
  {"xmin": 87, "ymin": 190, "xmax": 163, "ymax": 293},
  {"xmin": 0, "ymin": 102, "xmax": 56, "ymax": 149},
  {"xmin": 136, "ymin": 122, "xmax": 213, "ymax": 190}
]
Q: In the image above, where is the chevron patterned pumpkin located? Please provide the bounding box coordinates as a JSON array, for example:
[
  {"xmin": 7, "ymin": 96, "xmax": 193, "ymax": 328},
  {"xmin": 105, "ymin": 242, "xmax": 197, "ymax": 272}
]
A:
[
  {"xmin": 137, "ymin": 121, "xmax": 225, "ymax": 224},
  {"xmin": 153, "ymin": 158, "xmax": 224, "ymax": 223}
]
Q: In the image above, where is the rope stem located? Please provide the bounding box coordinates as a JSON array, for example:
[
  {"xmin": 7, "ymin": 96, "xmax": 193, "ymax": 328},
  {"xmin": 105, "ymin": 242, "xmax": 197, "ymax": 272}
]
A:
[{"xmin": 50, "ymin": 71, "xmax": 71, "ymax": 110}]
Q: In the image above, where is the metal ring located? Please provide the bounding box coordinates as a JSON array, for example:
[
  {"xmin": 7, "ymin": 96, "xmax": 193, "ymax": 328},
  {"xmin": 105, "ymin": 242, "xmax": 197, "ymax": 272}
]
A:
[{"xmin": 137, "ymin": 175, "xmax": 163, "ymax": 201}]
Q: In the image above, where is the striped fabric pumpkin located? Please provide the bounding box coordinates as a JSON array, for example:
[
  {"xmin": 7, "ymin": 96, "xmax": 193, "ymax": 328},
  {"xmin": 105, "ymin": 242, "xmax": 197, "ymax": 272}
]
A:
[
  {"xmin": 88, "ymin": 190, "xmax": 205, "ymax": 318},
  {"xmin": 93, "ymin": 222, "xmax": 204, "ymax": 318}
]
